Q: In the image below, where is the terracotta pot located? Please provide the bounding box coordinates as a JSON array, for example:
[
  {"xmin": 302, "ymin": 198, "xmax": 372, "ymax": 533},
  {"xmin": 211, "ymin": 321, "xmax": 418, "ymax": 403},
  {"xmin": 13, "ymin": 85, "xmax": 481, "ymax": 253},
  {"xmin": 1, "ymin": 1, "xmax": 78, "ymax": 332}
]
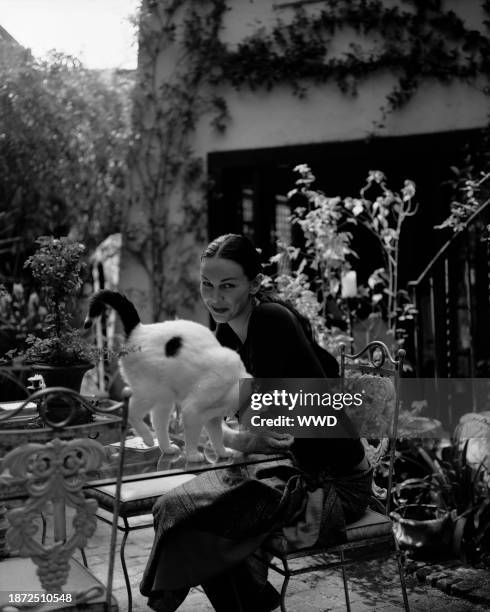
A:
[{"xmin": 390, "ymin": 504, "xmax": 450, "ymax": 551}]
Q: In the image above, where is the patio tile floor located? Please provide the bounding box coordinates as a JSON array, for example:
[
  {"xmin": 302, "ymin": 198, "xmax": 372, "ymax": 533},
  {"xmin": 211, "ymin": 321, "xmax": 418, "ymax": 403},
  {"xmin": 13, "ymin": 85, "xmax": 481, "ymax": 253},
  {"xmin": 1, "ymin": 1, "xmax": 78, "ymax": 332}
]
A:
[{"xmin": 87, "ymin": 519, "xmax": 490, "ymax": 611}]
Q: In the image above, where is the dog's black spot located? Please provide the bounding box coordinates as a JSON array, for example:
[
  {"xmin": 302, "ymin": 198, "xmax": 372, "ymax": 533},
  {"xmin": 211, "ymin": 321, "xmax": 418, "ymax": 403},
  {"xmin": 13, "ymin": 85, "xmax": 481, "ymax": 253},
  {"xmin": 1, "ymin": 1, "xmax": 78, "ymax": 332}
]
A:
[{"xmin": 165, "ymin": 336, "xmax": 182, "ymax": 357}]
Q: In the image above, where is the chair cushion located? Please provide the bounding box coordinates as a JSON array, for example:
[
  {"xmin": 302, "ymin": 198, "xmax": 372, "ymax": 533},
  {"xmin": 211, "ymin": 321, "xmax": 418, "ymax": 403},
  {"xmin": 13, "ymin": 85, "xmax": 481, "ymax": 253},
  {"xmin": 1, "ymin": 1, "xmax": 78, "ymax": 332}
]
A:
[
  {"xmin": 345, "ymin": 508, "xmax": 393, "ymax": 541},
  {"xmin": 266, "ymin": 508, "xmax": 393, "ymax": 556},
  {"xmin": 86, "ymin": 473, "xmax": 197, "ymax": 516},
  {"xmin": 0, "ymin": 556, "xmax": 117, "ymax": 610}
]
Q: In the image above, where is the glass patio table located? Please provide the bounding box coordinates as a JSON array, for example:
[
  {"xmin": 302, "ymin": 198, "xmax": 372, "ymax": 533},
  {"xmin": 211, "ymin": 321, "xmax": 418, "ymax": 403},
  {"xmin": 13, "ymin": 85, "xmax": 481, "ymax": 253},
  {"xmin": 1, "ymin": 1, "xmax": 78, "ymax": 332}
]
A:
[
  {"xmin": 92, "ymin": 435, "xmax": 282, "ymax": 483},
  {"xmin": 0, "ymin": 396, "xmax": 283, "ymax": 492}
]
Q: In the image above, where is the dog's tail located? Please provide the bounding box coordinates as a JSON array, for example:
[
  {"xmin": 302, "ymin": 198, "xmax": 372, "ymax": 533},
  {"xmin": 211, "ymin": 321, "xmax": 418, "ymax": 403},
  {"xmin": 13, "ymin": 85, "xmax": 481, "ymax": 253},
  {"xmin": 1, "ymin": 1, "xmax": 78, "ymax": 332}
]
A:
[{"xmin": 84, "ymin": 290, "xmax": 140, "ymax": 338}]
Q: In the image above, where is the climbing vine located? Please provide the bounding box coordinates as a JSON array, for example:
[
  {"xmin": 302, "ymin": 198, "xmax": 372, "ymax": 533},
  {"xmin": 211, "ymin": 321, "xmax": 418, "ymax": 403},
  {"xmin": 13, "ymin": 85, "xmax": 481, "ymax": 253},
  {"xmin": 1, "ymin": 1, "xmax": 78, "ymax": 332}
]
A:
[
  {"xmin": 128, "ymin": 0, "xmax": 490, "ymax": 320},
  {"xmin": 216, "ymin": 0, "xmax": 490, "ymax": 121},
  {"xmin": 126, "ymin": 1, "xmax": 228, "ymax": 319}
]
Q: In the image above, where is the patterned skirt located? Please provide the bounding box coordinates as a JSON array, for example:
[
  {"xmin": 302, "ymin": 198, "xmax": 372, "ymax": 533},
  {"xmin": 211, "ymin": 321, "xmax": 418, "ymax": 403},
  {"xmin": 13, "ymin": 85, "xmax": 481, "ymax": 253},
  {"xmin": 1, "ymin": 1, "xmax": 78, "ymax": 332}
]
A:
[{"xmin": 140, "ymin": 455, "xmax": 373, "ymax": 610}]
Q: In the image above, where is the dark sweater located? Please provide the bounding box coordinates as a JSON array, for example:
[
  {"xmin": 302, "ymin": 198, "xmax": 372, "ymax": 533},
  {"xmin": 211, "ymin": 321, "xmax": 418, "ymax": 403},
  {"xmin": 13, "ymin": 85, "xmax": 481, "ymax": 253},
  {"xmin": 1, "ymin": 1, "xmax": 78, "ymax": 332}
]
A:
[{"xmin": 216, "ymin": 302, "xmax": 364, "ymax": 474}]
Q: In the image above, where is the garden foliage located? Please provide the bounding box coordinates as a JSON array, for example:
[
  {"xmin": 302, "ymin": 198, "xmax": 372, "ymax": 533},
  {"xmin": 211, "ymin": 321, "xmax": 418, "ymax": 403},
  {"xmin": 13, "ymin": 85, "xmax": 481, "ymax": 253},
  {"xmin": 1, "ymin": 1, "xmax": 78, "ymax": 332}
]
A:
[
  {"xmin": 0, "ymin": 283, "xmax": 45, "ymax": 360},
  {"xmin": 0, "ymin": 46, "xmax": 133, "ymax": 281},
  {"xmin": 267, "ymin": 164, "xmax": 418, "ymax": 354},
  {"xmin": 8, "ymin": 237, "xmax": 95, "ymax": 366},
  {"xmin": 394, "ymin": 439, "xmax": 490, "ymax": 568}
]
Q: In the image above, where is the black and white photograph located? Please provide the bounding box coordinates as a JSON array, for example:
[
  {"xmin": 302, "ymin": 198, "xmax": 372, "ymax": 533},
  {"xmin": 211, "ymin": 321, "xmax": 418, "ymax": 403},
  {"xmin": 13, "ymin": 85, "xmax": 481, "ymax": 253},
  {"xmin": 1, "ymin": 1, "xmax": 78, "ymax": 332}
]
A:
[{"xmin": 1, "ymin": 1, "xmax": 490, "ymax": 611}]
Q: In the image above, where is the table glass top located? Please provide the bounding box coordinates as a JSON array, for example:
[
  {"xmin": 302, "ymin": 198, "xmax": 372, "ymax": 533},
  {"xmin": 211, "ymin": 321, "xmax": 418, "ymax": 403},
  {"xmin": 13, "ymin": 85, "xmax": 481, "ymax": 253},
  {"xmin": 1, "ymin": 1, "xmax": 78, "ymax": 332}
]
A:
[{"xmin": 0, "ymin": 397, "xmax": 282, "ymax": 493}]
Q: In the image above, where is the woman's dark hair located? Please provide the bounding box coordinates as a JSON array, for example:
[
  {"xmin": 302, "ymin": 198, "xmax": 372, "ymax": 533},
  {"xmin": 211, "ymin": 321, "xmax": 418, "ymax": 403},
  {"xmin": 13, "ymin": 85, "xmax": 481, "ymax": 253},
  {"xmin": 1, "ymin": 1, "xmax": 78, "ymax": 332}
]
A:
[{"xmin": 202, "ymin": 234, "xmax": 262, "ymax": 280}]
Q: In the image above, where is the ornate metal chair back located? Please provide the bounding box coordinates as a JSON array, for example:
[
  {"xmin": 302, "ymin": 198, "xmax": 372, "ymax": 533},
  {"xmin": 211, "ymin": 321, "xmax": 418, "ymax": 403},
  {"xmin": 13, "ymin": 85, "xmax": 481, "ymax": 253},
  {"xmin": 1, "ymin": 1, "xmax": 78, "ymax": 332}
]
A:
[
  {"xmin": 0, "ymin": 383, "xmax": 129, "ymax": 609},
  {"xmin": 340, "ymin": 341, "xmax": 405, "ymax": 513}
]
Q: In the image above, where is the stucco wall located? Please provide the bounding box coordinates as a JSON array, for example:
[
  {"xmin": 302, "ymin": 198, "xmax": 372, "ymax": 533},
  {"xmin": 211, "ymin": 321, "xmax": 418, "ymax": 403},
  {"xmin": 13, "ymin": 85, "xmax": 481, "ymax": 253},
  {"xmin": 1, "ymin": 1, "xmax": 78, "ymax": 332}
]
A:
[
  {"xmin": 192, "ymin": 0, "xmax": 488, "ymax": 156},
  {"xmin": 194, "ymin": 77, "xmax": 489, "ymax": 155}
]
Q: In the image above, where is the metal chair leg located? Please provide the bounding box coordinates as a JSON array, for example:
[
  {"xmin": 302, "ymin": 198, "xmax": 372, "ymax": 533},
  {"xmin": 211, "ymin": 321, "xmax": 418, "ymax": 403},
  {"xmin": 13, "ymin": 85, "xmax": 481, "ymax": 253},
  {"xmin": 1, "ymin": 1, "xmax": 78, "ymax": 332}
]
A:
[
  {"xmin": 394, "ymin": 543, "xmax": 411, "ymax": 611},
  {"xmin": 280, "ymin": 559, "xmax": 291, "ymax": 612},
  {"xmin": 339, "ymin": 548, "xmax": 351, "ymax": 612},
  {"xmin": 120, "ymin": 528, "xmax": 132, "ymax": 612},
  {"xmin": 80, "ymin": 548, "xmax": 88, "ymax": 567}
]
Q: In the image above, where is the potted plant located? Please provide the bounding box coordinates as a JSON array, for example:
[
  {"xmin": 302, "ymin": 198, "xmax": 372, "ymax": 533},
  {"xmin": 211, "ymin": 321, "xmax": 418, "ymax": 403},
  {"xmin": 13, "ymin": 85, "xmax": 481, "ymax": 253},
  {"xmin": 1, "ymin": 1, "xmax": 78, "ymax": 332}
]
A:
[
  {"xmin": 391, "ymin": 439, "xmax": 490, "ymax": 565},
  {"xmin": 13, "ymin": 236, "xmax": 97, "ymax": 393}
]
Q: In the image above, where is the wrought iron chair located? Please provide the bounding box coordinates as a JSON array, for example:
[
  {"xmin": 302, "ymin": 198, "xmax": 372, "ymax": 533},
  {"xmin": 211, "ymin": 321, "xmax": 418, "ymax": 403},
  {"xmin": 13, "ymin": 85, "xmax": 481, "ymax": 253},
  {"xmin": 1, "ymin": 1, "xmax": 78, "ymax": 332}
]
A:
[
  {"xmin": 0, "ymin": 385, "xmax": 130, "ymax": 611},
  {"xmin": 0, "ymin": 366, "xmax": 44, "ymax": 559},
  {"xmin": 85, "ymin": 439, "xmax": 275, "ymax": 611},
  {"xmin": 263, "ymin": 341, "xmax": 411, "ymax": 612},
  {"xmin": 86, "ymin": 465, "xmax": 196, "ymax": 612}
]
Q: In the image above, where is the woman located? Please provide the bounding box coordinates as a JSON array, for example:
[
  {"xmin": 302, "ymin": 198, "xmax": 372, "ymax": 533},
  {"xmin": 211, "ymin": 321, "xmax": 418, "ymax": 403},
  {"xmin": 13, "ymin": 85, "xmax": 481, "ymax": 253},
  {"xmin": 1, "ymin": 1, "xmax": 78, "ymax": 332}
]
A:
[{"xmin": 140, "ymin": 234, "xmax": 372, "ymax": 611}]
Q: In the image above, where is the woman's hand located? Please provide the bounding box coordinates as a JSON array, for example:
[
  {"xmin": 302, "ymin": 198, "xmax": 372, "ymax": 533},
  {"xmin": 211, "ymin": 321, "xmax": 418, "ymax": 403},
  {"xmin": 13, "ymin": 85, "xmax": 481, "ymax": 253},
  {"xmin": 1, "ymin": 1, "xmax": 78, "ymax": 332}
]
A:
[
  {"xmin": 243, "ymin": 429, "xmax": 294, "ymax": 455},
  {"xmin": 223, "ymin": 422, "xmax": 293, "ymax": 455}
]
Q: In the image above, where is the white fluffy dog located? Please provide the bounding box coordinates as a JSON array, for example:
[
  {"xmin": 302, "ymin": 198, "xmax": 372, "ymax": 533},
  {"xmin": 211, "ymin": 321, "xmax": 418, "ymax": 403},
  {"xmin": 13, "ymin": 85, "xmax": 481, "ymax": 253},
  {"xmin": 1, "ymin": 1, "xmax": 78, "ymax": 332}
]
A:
[{"xmin": 84, "ymin": 290, "xmax": 250, "ymax": 462}]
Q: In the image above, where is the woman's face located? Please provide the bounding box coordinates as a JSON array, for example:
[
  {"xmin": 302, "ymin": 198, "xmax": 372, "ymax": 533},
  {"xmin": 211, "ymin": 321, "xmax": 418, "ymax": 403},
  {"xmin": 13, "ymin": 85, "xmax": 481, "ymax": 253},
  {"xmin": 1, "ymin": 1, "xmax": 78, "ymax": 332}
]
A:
[{"xmin": 200, "ymin": 257, "xmax": 258, "ymax": 324}]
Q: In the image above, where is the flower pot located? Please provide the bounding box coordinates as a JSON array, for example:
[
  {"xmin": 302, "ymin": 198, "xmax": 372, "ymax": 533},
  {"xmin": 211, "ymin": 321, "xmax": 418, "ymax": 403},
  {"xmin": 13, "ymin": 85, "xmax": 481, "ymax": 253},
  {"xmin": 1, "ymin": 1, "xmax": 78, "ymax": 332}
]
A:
[
  {"xmin": 31, "ymin": 362, "xmax": 93, "ymax": 393},
  {"xmin": 390, "ymin": 504, "xmax": 451, "ymax": 552},
  {"xmin": 30, "ymin": 362, "xmax": 94, "ymax": 425}
]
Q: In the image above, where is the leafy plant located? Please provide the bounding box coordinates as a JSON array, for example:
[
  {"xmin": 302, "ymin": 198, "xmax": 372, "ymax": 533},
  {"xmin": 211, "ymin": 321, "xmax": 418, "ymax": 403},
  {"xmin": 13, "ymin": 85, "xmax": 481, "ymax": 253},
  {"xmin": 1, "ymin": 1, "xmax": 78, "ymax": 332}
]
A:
[
  {"xmin": 344, "ymin": 170, "xmax": 418, "ymax": 334},
  {"xmin": 393, "ymin": 440, "xmax": 490, "ymax": 568},
  {"xmin": 266, "ymin": 164, "xmax": 418, "ymax": 353},
  {"xmin": 12, "ymin": 236, "xmax": 97, "ymax": 366},
  {"xmin": 435, "ymin": 172, "xmax": 490, "ymax": 233}
]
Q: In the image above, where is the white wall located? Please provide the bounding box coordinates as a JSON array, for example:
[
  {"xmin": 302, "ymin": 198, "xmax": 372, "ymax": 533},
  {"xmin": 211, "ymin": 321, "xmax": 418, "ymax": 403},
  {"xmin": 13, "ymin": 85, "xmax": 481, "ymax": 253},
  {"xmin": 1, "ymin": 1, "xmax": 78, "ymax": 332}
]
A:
[
  {"xmin": 191, "ymin": 0, "xmax": 488, "ymax": 156},
  {"xmin": 195, "ymin": 77, "xmax": 489, "ymax": 155}
]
